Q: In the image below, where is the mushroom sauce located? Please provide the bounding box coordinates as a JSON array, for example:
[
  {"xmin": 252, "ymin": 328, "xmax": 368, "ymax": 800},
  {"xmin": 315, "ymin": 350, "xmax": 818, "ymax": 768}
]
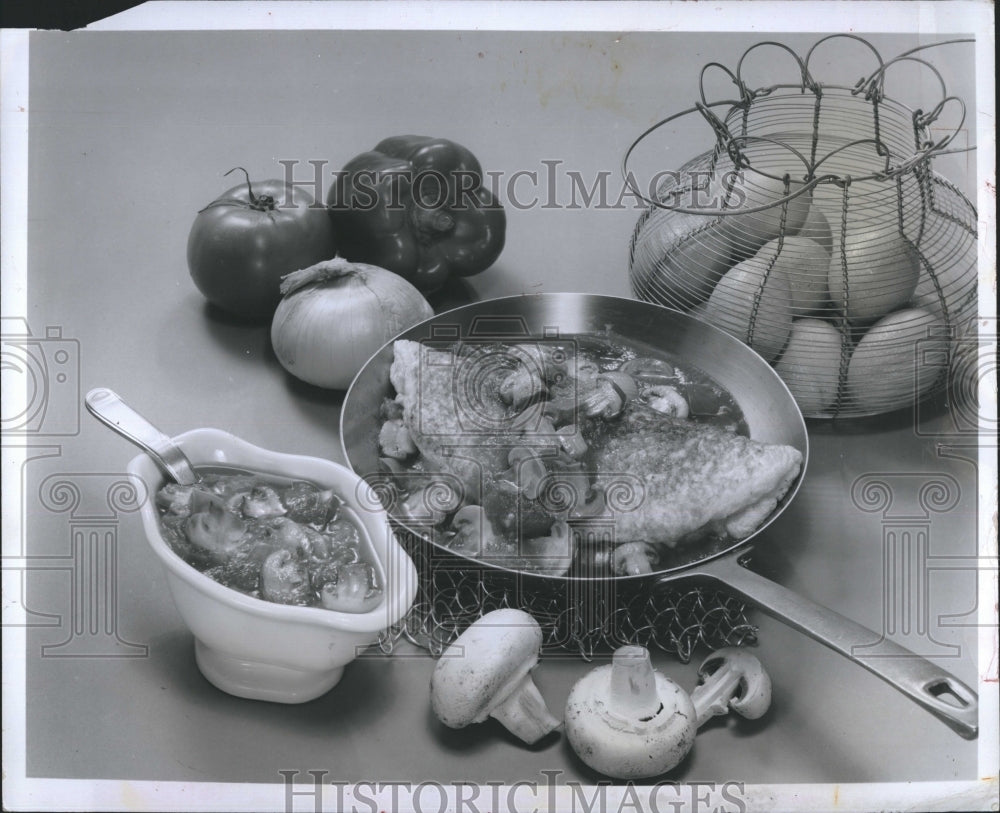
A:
[{"xmin": 156, "ymin": 470, "xmax": 382, "ymax": 612}]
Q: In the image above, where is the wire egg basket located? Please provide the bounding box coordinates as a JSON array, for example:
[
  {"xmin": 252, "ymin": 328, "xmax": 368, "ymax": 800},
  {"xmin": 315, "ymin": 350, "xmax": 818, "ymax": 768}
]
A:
[{"xmin": 626, "ymin": 36, "xmax": 978, "ymax": 419}]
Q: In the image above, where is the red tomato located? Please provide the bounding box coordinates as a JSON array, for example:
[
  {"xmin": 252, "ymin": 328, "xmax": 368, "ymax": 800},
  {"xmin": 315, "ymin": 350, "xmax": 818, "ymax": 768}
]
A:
[{"xmin": 187, "ymin": 169, "xmax": 337, "ymax": 321}]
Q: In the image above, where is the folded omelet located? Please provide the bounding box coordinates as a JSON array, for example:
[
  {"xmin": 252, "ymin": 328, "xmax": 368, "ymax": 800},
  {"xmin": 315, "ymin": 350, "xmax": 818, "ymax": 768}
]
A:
[
  {"xmin": 591, "ymin": 420, "xmax": 801, "ymax": 547},
  {"xmin": 388, "ymin": 338, "xmax": 802, "ymax": 552},
  {"xmin": 388, "ymin": 339, "xmax": 528, "ymax": 502}
]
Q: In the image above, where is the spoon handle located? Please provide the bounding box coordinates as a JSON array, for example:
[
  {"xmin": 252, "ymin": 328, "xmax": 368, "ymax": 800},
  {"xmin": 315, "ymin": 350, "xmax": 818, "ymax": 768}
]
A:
[{"xmin": 85, "ymin": 388, "xmax": 199, "ymax": 485}]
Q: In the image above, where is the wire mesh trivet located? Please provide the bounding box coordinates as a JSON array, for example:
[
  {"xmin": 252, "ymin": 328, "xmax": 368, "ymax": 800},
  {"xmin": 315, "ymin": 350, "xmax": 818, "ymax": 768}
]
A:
[{"xmin": 377, "ymin": 529, "xmax": 758, "ymax": 662}]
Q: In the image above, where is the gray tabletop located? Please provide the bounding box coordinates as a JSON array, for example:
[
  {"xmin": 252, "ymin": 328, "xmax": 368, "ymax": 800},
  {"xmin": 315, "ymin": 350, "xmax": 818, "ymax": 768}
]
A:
[{"xmin": 6, "ymin": 25, "xmax": 992, "ymax": 810}]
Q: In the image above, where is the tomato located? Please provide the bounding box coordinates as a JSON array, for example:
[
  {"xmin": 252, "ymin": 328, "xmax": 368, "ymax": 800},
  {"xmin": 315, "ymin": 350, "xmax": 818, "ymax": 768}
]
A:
[{"xmin": 187, "ymin": 169, "xmax": 337, "ymax": 321}]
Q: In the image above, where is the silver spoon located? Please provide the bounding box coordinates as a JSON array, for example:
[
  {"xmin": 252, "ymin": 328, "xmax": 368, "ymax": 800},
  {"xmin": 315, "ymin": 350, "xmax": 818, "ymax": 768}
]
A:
[{"xmin": 85, "ymin": 387, "xmax": 199, "ymax": 485}]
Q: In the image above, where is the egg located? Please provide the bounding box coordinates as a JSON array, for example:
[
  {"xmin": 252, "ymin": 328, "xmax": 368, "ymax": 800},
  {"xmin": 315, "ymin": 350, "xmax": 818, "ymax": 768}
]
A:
[
  {"xmin": 910, "ymin": 257, "xmax": 978, "ymax": 327},
  {"xmin": 709, "ymin": 159, "xmax": 812, "ymax": 261},
  {"xmin": 630, "ymin": 200, "xmax": 734, "ymax": 307},
  {"xmin": 754, "ymin": 236, "xmax": 832, "ymax": 314},
  {"xmin": 847, "ymin": 308, "xmax": 947, "ymax": 413},
  {"xmin": 791, "ymin": 203, "xmax": 834, "ymax": 257},
  {"xmin": 828, "ymin": 222, "xmax": 921, "ymax": 322},
  {"xmin": 774, "ymin": 318, "xmax": 845, "ymax": 415},
  {"xmin": 687, "ymin": 301, "xmax": 710, "ymax": 321},
  {"xmin": 704, "ymin": 258, "xmax": 793, "ymax": 362}
]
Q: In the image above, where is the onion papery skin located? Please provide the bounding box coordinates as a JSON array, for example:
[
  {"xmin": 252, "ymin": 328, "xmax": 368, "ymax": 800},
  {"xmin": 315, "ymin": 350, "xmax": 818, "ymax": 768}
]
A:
[{"xmin": 271, "ymin": 259, "xmax": 434, "ymax": 390}]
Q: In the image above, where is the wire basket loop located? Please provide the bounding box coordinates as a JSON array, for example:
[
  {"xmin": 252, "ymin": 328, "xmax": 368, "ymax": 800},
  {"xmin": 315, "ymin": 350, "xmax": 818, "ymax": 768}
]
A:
[
  {"xmin": 698, "ymin": 62, "xmax": 750, "ymax": 109},
  {"xmin": 623, "ymin": 36, "xmax": 975, "ymax": 211},
  {"xmin": 734, "ymin": 39, "xmax": 820, "ymax": 98}
]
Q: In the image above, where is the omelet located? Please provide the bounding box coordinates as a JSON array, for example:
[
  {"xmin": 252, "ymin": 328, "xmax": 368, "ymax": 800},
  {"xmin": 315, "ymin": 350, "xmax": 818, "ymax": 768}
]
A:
[
  {"xmin": 388, "ymin": 339, "xmax": 548, "ymax": 503},
  {"xmin": 387, "ymin": 337, "xmax": 802, "ymax": 561},
  {"xmin": 590, "ymin": 419, "xmax": 802, "ymax": 547}
]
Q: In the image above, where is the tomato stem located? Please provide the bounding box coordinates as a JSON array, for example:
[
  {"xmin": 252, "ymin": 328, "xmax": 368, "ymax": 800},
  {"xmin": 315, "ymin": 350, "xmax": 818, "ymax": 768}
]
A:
[
  {"xmin": 225, "ymin": 166, "xmax": 256, "ymax": 202},
  {"xmin": 223, "ymin": 166, "xmax": 276, "ymax": 211}
]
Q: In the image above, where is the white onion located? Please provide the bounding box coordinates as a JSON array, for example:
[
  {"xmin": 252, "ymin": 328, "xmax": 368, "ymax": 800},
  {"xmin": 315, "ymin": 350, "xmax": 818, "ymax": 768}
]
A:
[{"xmin": 271, "ymin": 258, "xmax": 433, "ymax": 389}]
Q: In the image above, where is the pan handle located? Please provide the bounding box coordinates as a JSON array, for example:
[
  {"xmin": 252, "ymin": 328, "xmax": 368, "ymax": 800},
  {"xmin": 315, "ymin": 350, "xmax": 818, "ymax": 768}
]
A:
[{"xmin": 684, "ymin": 553, "xmax": 979, "ymax": 739}]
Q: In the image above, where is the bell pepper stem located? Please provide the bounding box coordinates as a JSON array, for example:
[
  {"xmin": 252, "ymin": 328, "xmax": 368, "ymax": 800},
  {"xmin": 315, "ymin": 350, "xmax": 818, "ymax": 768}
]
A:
[{"xmin": 411, "ymin": 206, "xmax": 456, "ymax": 241}]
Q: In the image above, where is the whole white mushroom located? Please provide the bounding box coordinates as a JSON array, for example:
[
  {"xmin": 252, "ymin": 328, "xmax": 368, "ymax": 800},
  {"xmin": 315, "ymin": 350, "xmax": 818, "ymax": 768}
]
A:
[
  {"xmin": 565, "ymin": 645, "xmax": 772, "ymax": 779},
  {"xmin": 430, "ymin": 608, "xmax": 561, "ymax": 745}
]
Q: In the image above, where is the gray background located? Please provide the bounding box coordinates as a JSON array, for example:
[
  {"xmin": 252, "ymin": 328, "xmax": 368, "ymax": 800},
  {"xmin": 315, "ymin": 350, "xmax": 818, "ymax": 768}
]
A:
[{"xmin": 14, "ymin": 26, "xmax": 984, "ymax": 794}]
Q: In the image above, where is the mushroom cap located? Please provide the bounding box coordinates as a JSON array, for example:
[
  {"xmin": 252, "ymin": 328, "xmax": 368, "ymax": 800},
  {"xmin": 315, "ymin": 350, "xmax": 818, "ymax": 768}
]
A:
[
  {"xmin": 564, "ymin": 663, "xmax": 697, "ymax": 780},
  {"xmin": 430, "ymin": 608, "xmax": 544, "ymax": 729}
]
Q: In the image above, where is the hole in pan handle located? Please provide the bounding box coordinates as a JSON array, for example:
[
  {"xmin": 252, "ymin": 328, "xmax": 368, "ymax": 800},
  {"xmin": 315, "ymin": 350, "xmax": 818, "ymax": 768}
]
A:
[{"xmin": 672, "ymin": 549, "xmax": 979, "ymax": 739}]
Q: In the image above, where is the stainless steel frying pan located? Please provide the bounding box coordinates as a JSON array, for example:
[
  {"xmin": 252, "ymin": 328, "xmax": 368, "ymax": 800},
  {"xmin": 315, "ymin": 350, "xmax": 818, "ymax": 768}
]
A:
[{"xmin": 341, "ymin": 293, "xmax": 978, "ymax": 738}]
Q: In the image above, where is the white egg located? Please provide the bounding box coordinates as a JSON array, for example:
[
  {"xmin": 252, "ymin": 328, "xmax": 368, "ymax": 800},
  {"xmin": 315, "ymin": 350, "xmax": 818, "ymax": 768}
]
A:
[
  {"xmin": 704, "ymin": 257, "xmax": 793, "ymax": 362},
  {"xmin": 791, "ymin": 203, "xmax": 834, "ymax": 257},
  {"xmin": 775, "ymin": 318, "xmax": 845, "ymax": 415},
  {"xmin": 630, "ymin": 200, "xmax": 734, "ymax": 307},
  {"xmin": 828, "ymin": 222, "xmax": 921, "ymax": 322},
  {"xmin": 709, "ymin": 159, "xmax": 812, "ymax": 260},
  {"xmin": 754, "ymin": 237, "xmax": 832, "ymax": 315},
  {"xmin": 847, "ymin": 308, "xmax": 947, "ymax": 413}
]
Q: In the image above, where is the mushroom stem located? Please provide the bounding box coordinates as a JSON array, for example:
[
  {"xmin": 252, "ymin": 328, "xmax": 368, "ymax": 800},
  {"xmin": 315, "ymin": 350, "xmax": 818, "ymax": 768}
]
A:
[
  {"xmin": 608, "ymin": 646, "xmax": 663, "ymax": 720},
  {"xmin": 689, "ymin": 648, "xmax": 772, "ymax": 728},
  {"xmin": 690, "ymin": 664, "xmax": 742, "ymax": 728},
  {"xmin": 490, "ymin": 672, "xmax": 562, "ymax": 745}
]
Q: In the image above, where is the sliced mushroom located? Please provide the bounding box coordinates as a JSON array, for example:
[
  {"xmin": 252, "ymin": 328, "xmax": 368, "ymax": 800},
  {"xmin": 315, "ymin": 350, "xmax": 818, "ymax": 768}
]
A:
[
  {"xmin": 241, "ymin": 484, "xmax": 287, "ymax": 519},
  {"xmin": 541, "ymin": 395, "xmax": 578, "ymax": 427},
  {"xmin": 259, "ymin": 549, "xmax": 311, "ymax": 605},
  {"xmin": 319, "ymin": 562, "xmax": 382, "ymax": 613},
  {"xmin": 580, "ymin": 371, "xmax": 639, "ymax": 419},
  {"xmin": 449, "ymin": 505, "xmax": 502, "ymax": 556},
  {"xmin": 554, "ymin": 423, "xmax": 588, "ymax": 459},
  {"xmin": 378, "ymin": 418, "xmax": 418, "ymax": 460},
  {"xmin": 523, "ymin": 520, "xmax": 576, "ymax": 576},
  {"xmin": 498, "ymin": 364, "xmax": 545, "ymax": 410},
  {"xmin": 266, "ymin": 516, "xmax": 312, "ymax": 554},
  {"xmin": 504, "ymin": 447, "xmax": 549, "ymax": 501},
  {"xmin": 156, "ymin": 483, "xmax": 199, "ymax": 517},
  {"xmin": 690, "ymin": 647, "xmax": 772, "ymax": 726},
  {"xmin": 280, "ymin": 482, "xmax": 339, "ymax": 525},
  {"xmin": 620, "ymin": 356, "xmax": 677, "ymax": 384},
  {"xmin": 184, "ymin": 493, "xmax": 246, "ymax": 558},
  {"xmin": 610, "ymin": 541, "xmax": 659, "ymax": 575},
  {"xmin": 643, "ymin": 385, "xmax": 690, "ymax": 418},
  {"xmin": 399, "ymin": 483, "xmax": 459, "ymax": 526}
]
